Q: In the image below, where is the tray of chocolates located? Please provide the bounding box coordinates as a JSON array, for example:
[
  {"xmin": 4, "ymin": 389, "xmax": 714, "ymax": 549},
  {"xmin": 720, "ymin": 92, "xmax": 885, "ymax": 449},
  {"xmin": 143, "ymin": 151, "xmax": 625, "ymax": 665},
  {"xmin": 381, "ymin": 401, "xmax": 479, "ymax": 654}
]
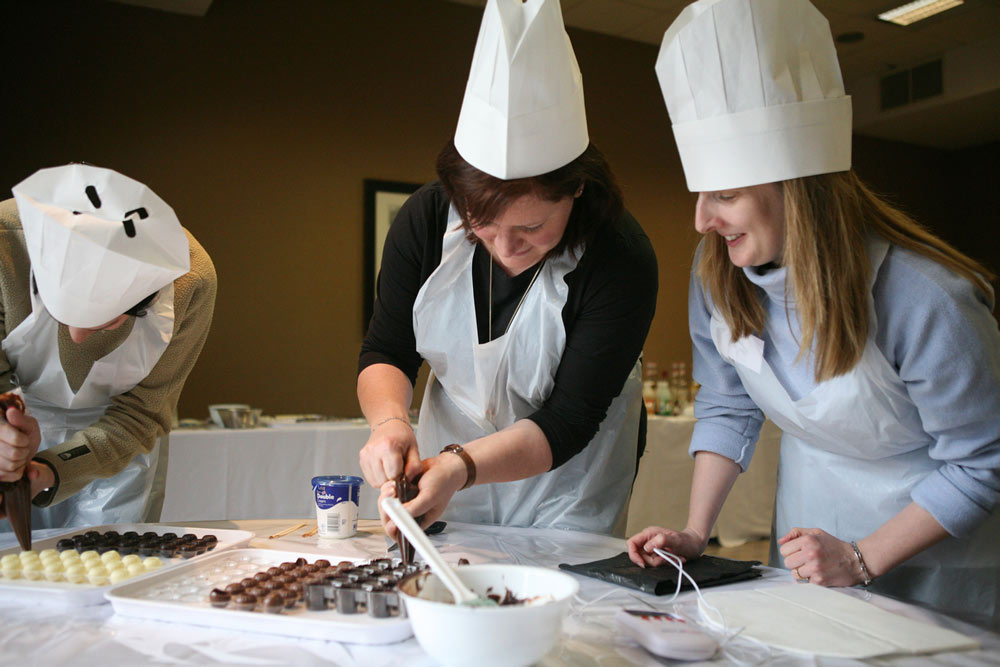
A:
[
  {"xmin": 105, "ymin": 548, "xmax": 423, "ymax": 644},
  {"xmin": 0, "ymin": 523, "xmax": 253, "ymax": 606}
]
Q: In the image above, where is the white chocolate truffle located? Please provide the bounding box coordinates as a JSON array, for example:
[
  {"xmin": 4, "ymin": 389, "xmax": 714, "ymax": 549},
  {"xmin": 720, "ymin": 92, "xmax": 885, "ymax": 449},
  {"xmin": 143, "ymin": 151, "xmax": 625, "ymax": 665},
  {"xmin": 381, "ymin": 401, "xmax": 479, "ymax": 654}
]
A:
[
  {"xmin": 40, "ymin": 553, "xmax": 61, "ymax": 567},
  {"xmin": 39, "ymin": 548, "xmax": 59, "ymax": 559},
  {"xmin": 21, "ymin": 560, "xmax": 43, "ymax": 580},
  {"xmin": 43, "ymin": 562, "xmax": 65, "ymax": 582},
  {"xmin": 1, "ymin": 554, "xmax": 21, "ymax": 568},
  {"xmin": 1, "ymin": 567, "xmax": 21, "ymax": 580},
  {"xmin": 64, "ymin": 564, "xmax": 88, "ymax": 584},
  {"xmin": 108, "ymin": 569, "xmax": 131, "ymax": 584},
  {"xmin": 121, "ymin": 554, "xmax": 143, "ymax": 567},
  {"xmin": 18, "ymin": 550, "xmax": 39, "ymax": 562},
  {"xmin": 142, "ymin": 557, "xmax": 163, "ymax": 570},
  {"xmin": 84, "ymin": 563, "xmax": 108, "ymax": 577},
  {"xmin": 127, "ymin": 563, "xmax": 145, "ymax": 577},
  {"xmin": 80, "ymin": 550, "xmax": 100, "ymax": 562},
  {"xmin": 87, "ymin": 571, "xmax": 109, "ymax": 586},
  {"xmin": 60, "ymin": 550, "xmax": 81, "ymax": 563},
  {"xmin": 105, "ymin": 560, "xmax": 126, "ymax": 573},
  {"xmin": 100, "ymin": 550, "xmax": 122, "ymax": 564}
]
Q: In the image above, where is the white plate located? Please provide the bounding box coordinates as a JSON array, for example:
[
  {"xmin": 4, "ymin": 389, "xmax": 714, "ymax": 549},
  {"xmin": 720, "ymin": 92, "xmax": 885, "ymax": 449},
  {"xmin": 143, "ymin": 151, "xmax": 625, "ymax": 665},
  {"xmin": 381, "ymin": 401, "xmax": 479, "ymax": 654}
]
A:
[
  {"xmin": 106, "ymin": 548, "xmax": 413, "ymax": 644},
  {"xmin": 0, "ymin": 523, "xmax": 253, "ymax": 607}
]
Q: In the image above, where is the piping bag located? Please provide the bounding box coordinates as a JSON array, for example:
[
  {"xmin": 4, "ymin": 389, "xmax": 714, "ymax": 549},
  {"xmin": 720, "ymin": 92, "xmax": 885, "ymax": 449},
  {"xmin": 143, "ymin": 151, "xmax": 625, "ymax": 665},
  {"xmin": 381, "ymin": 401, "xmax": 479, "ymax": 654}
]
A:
[
  {"xmin": 394, "ymin": 473, "xmax": 418, "ymax": 564},
  {"xmin": 0, "ymin": 390, "xmax": 32, "ymax": 551}
]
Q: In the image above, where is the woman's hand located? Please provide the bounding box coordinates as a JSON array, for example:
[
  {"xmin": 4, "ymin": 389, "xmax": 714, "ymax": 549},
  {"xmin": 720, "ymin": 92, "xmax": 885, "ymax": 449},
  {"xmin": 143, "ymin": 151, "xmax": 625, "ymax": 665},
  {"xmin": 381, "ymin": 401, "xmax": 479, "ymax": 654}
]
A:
[
  {"xmin": 778, "ymin": 527, "xmax": 861, "ymax": 587},
  {"xmin": 359, "ymin": 418, "xmax": 422, "ymax": 489},
  {"xmin": 378, "ymin": 451, "xmax": 467, "ymax": 541},
  {"xmin": 627, "ymin": 526, "xmax": 709, "ymax": 568},
  {"xmin": 0, "ymin": 407, "xmax": 41, "ymax": 483}
]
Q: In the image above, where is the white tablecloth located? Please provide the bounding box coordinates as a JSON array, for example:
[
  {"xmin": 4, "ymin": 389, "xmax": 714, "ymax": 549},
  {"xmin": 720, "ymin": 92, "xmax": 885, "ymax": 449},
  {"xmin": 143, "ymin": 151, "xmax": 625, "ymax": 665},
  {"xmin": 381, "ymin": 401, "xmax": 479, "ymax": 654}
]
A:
[
  {"xmin": 162, "ymin": 421, "xmax": 380, "ymax": 522},
  {"xmin": 0, "ymin": 520, "xmax": 996, "ymax": 665},
  {"xmin": 627, "ymin": 416, "xmax": 782, "ymax": 546}
]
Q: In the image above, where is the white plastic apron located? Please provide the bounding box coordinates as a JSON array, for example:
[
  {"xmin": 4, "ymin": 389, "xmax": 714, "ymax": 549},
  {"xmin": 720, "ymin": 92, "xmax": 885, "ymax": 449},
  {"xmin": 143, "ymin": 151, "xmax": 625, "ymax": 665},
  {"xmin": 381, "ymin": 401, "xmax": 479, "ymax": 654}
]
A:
[
  {"xmin": 412, "ymin": 207, "xmax": 641, "ymax": 536},
  {"xmin": 710, "ymin": 237, "xmax": 999, "ymax": 628},
  {"xmin": 1, "ymin": 283, "xmax": 175, "ymax": 529}
]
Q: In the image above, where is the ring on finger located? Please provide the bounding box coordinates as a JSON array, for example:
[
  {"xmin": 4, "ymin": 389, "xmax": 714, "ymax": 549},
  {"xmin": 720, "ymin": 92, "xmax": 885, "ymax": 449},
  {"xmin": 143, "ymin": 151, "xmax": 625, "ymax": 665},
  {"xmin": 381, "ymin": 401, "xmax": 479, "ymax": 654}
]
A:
[{"xmin": 793, "ymin": 567, "xmax": 802, "ymax": 580}]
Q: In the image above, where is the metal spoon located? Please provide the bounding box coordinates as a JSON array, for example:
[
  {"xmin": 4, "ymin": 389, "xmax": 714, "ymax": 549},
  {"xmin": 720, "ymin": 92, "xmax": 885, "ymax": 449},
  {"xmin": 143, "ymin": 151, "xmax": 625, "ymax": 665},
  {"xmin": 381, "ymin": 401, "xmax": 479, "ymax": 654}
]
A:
[{"xmin": 381, "ymin": 497, "xmax": 497, "ymax": 607}]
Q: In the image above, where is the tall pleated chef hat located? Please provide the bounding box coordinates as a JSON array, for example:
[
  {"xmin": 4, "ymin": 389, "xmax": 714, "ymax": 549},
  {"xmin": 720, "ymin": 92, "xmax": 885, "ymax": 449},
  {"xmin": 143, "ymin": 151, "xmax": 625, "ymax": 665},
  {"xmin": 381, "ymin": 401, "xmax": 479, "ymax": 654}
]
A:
[
  {"xmin": 454, "ymin": 0, "xmax": 589, "ymax": 179},
  {"xmin": 12, "ymin": 164, "xmax": 190, "ymax": 328},
  {"xmin": 656, "ymin": 0, "xmax": 852, "ymax": 192}
]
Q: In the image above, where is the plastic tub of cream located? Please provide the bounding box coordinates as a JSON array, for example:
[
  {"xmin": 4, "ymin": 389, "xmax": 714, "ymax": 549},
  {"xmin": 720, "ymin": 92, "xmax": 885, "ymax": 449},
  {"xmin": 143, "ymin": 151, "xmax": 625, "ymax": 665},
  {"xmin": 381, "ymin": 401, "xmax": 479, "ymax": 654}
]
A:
[{"xmin": 311, "ymin": 475, "xmax": 363, "ymax": 538}]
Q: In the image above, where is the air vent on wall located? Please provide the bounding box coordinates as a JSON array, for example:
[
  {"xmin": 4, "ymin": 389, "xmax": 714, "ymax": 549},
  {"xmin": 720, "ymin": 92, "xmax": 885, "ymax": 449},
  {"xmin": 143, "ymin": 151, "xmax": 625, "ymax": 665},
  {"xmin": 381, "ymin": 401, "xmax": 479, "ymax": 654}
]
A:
[{"xmin": 881, "ymin": 59, "xmax": 944, "ymax": 110}]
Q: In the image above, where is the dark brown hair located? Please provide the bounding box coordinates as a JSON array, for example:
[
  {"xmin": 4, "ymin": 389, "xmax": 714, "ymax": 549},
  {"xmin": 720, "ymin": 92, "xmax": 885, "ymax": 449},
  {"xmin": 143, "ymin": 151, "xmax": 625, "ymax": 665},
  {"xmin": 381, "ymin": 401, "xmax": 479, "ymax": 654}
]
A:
[{"xmin": 436, "ymin": 139, "xmax": 623, "ymax": 255}]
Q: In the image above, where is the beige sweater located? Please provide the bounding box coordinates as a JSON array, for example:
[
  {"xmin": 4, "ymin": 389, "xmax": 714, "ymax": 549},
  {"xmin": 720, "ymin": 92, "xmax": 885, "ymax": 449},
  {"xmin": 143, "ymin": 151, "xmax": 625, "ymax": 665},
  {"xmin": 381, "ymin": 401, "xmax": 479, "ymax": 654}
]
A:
[{"xmin": 0, "ymin": 198, "xmax": 217, "ymax": 505}]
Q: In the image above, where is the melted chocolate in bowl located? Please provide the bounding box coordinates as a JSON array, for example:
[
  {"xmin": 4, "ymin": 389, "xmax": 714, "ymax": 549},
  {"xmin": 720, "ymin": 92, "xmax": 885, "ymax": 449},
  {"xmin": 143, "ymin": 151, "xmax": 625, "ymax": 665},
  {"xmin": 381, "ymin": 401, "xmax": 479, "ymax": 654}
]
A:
[
  {"xmin": 396, "ymin": 564, "xmax": 579, "ymax": 667},
  {"xmin": 399, "ymin": 569, "xmax": 535, "ymax": 606}
]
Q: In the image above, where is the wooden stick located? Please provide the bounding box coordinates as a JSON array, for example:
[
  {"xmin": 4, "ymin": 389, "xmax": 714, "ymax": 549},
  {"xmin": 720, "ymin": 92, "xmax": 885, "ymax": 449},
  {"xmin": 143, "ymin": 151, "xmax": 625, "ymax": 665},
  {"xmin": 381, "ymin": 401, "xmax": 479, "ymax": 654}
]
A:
[
  {"xmin": 301, "ymin": 526, "xmax": 318, "ymax": 538},
  {"xmin": 268, "ymin": 522, "xmax": 307, "ymax": 539}
]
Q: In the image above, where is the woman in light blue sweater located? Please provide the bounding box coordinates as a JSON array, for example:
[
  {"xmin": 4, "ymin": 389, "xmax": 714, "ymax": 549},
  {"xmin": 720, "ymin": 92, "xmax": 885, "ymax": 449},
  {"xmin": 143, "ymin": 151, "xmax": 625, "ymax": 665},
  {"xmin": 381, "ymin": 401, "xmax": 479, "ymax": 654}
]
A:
[{"xmin": 628, "ymin": 0, "xmax": 1000, "ymax": 629}]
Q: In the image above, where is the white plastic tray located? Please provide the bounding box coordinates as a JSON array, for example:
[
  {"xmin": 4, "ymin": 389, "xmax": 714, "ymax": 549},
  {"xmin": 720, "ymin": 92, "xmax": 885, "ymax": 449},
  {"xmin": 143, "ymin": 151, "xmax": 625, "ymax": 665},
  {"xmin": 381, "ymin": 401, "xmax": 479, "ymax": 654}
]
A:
[
  {"xmin": 0, "ymin": 523, "xmax": 253, "ymax": 607},
  {"xmin": 105, "ymin": 548, "xmax": 413, "ymax": 644}
]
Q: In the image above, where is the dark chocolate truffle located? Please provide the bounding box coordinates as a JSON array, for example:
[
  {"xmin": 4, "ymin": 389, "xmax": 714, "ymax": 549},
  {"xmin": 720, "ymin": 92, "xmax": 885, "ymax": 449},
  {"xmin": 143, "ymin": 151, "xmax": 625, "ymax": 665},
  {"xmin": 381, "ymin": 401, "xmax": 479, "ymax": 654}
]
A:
[
  {"xmin": 261, "ymin": 592, "xmax": 284, "ymax": 613},
  {"xmin": 209, "ymin": 588, "xmax": 231, "ymax": 608},
  {"xmin": 231, "ymin": 593, "xmax": 257, "ymax": 611}
]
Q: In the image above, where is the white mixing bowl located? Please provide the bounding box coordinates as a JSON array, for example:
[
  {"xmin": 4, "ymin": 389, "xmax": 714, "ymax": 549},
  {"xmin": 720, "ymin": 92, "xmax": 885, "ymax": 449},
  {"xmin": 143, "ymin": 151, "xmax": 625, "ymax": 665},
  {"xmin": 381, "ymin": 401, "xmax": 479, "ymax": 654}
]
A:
[{"xmin": 397, "ymin": 563, "xmax": 579, "ymax": 667}]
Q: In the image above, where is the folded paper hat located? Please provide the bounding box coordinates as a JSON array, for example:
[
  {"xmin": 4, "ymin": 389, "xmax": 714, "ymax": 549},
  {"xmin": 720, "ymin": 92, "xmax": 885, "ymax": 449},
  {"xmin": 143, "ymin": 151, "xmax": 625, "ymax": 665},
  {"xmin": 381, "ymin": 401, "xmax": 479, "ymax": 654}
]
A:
[
  {"xmin": 455, "ymin": 0, "xmax": 589, "ymax": 179},
  {"xmin": 12, "ymin": 164, "xmax": 190, "ymax": 328},
  {"xmin": 656, "ymin": 0, "xmax": 852, "ymax": 192}
]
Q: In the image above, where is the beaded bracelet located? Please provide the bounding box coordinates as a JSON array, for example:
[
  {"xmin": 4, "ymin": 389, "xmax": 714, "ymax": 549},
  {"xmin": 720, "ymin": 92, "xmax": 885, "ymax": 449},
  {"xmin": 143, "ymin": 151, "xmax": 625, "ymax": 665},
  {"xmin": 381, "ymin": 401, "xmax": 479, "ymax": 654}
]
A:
[
  {"xmin": 371, "ymin": 416, "xmax": 412, "ymax": 431},
  {"xmin": 850, "ymin": 541, "xmax": 872, "ymax": 586}
]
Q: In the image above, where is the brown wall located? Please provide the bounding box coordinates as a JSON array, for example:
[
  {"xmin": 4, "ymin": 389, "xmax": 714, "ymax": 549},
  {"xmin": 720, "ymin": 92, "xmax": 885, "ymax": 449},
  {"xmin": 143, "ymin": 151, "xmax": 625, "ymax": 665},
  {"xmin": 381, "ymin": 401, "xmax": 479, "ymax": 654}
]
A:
[{"xmin": 3, "ymin": 0, "xmax": 996, "ymax": 420}]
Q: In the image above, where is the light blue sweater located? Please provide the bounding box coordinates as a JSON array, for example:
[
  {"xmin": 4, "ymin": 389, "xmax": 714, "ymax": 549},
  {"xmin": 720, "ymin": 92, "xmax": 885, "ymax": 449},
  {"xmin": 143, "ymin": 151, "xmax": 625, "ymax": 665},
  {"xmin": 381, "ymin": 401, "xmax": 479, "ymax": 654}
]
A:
[{"xmin": 689, "ymin": 240, "xmax": 1000, "ymax": 538}]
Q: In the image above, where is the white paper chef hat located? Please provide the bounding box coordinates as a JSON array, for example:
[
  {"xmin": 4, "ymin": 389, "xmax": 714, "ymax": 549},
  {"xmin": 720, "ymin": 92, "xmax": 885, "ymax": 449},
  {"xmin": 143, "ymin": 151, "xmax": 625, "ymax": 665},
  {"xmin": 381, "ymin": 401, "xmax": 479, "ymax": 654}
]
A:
[
  {"xmin": 12, "ymin": 164, "xmax": 190, "ymax": 328},
  {"xmin": 454, "ymin": 0, "xmax": 589, "ymax": 179},
  {"xmin": 656, "ymin": 0, "xmax": 852, "ymax": 192}
]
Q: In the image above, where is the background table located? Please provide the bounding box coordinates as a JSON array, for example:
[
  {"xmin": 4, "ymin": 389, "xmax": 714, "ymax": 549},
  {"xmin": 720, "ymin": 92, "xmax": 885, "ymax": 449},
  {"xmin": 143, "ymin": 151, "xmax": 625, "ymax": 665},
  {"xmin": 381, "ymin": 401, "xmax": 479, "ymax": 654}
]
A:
[
  {"xmin": 627, "ymin": 416, "xmax": 782, "ymax": 546},
  {"xmin": 162, "ymin": 420, "xmax": 380, "ymax": 522},
  {"xmin": 163, "ymin": 417, "xmax": 782, "ymax": 546},
  {"xmin": 1, "ymin": 519, "xmax": 996, "ymax": 665}
]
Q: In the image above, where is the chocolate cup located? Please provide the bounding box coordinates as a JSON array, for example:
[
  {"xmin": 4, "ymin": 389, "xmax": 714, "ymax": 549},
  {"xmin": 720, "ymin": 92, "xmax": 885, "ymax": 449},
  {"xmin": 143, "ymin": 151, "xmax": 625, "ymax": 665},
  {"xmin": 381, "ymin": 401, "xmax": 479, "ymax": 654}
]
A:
[{"xmin": 0, "ymin": 475, "xmax": 32, "ymax": 551}]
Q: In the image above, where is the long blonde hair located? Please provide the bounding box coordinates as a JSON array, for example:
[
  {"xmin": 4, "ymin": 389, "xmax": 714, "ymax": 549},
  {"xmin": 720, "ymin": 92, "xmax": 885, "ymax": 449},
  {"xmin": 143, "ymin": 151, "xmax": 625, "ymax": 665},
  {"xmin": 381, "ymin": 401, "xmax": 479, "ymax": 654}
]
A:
[{"xmin": 698, "ymin": 170, "xmax": 995, "ymax": 382}]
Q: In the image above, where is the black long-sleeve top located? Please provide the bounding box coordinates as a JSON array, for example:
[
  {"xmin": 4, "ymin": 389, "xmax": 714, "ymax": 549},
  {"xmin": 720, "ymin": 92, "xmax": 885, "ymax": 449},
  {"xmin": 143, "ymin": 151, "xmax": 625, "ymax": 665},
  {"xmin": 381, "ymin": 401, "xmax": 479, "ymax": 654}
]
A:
[{"xmin": 359, "ymin": 182, "xmax": 657, "ymax": 468}]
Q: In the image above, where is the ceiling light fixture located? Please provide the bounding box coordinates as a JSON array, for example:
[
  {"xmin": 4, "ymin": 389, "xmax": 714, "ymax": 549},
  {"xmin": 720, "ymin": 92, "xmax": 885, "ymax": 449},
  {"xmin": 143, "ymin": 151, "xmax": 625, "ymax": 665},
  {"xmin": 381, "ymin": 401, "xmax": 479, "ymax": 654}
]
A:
[{"xmin": 878, "ymin": 0, "xmax": 963, "ymax": 26}]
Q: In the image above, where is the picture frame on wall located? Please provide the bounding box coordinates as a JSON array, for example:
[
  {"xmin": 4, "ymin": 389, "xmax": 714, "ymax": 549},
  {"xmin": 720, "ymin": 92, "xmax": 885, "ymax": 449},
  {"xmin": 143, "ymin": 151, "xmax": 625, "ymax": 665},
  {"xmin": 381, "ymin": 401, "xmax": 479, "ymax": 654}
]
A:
[{"xmin": 363, "ymin": 179, "xmax": 421, "ymax": 333}]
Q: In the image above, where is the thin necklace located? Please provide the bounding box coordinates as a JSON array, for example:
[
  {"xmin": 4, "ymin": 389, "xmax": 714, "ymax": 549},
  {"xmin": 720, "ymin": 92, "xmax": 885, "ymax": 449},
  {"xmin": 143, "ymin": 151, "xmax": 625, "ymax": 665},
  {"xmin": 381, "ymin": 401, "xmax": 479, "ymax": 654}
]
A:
[{"xmin": 488, "ymin": 255, "xmax": 545, "ymax": 342}]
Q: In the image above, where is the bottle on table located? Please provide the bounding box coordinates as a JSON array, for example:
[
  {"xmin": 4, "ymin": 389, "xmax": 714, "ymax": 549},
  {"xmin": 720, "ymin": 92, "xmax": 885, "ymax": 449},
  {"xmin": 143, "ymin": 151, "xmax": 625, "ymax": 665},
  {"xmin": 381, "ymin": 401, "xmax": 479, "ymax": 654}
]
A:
[
  {"xmin": 643, "ymin": 361, "xmax": 659, "ymax": 415},
  {"xmin": 670, "ymin": 362, "xmax": 690, "ymax": 413},
  {"xmin": 656, "ymin": 371, "xmax": 674, "ymax": 416}
]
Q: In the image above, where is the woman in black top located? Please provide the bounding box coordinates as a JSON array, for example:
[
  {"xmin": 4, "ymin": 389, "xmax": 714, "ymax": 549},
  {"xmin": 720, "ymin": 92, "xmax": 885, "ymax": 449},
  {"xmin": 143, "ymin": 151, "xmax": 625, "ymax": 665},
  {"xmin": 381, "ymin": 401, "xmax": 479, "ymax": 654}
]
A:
[{"xmin": 358, "ymin": 141, "xmax": 657, "ymax": 536}]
